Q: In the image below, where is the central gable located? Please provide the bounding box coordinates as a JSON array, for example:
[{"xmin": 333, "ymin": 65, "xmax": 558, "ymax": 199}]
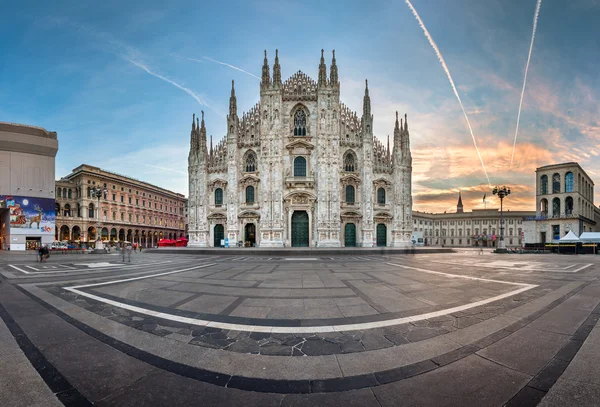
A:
[{"xmin": 282, "ymin": 71, "xmax": 317, "ymax": 101}]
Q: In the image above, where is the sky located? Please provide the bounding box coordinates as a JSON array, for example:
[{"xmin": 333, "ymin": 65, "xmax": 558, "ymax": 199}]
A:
[{"xmin": 1, "ymin": 0, "xmax": 599, "ymax": 213}]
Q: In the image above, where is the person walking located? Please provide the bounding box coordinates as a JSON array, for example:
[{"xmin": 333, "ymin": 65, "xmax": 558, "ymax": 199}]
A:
[{"xmin": 122, "ymin": 243, "xmax": 132, "ymax": 262}]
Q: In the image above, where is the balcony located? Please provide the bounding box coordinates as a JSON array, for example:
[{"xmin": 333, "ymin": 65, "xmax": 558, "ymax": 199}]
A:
[
  {"xmin": 285, "ymin": 176, "xmax": 315, "ymax": 189},
  {"xmin": 209, "ymin": 204, "xmax": 228, "ymax": 212}
]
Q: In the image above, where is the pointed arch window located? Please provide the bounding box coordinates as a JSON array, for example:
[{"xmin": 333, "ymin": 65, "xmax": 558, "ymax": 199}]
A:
[
  {"xmin": 346, "ymin": 185, "xmax": 355, "ymax": 204},
  {"xmin": 245, "ymin": 152, "xmax": 256, "ymax": 172},
  {"xmin": 246, "ymin": 186, "xmax": 255, "ymax": 204},
  {"xmin": 215, "ymin": 188, "xmax": 223, "ymax": 205},
  {"xmin": 377, "ymin": 188, "xmax": 386, "ymax": 205},
  {"xmin": 344, "ymin": 152, "xmax": 356, "ymax": 172},
  {"xmin": 293, "ymin": 109, "xmax": 307, "ymax": 136},
  {"xmin": 294, "ymin": 156, "xmax": 307, "ymax": 177}
]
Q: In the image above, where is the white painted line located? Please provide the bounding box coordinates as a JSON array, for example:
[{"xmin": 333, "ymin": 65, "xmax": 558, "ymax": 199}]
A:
[
  {"xmin": 59, "ymin": 264, "xmax": 76, "ymax": 269},
  {"xmin": 67, "ymin": 263, "xmax": 216, "ymax": 289},
  {"xmin": 25, "ymin": 265, "xmax": 39, "ymax": 271},
  {"xmin": 63, "ymin": 261, "xmax": 537, "ymax": 334},
  {"xmin": 564, "ymin": 264, "xmax": 577, "ymax": 269},
  {"xmin": 386, "ymin": 262, "xmax": 533, "ymax": 287},
  {"xmin": 8, "ymin": 260, "xmax": 178, "ymax": 275},
  {"xmin": 570, "ymin": 264, "xmax": 593, "ymax": 273},
  {"xmin": 8, "ymin": 265, "xmax": 30, "ymax": 274},
  {"xmin": 284, "ymin": 258, "xmax": 319, "ymax": 261}
]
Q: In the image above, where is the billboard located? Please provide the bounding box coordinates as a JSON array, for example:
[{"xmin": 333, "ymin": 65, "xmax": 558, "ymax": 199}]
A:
[{"xmin": 0, "ymin": 195, "xmax": 55, "ymax": 235}]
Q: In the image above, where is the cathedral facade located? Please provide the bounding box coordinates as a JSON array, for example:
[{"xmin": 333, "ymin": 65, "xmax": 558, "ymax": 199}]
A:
[{"xmin": 187, "ymin": 50, "xmax": 413, "ymax": 248}]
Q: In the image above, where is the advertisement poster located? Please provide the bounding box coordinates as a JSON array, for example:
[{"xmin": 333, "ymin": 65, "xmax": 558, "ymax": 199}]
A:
[{"xmin": 0, "ymin": 195, "xmax": 55, "ymax": 235}]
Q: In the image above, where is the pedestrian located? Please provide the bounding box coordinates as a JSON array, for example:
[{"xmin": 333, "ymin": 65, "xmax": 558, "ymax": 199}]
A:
[
  {"xmin": 122, "ymin": 243, "xmax": 132, "ymax": 262},
  {"xmin": 139, "ymin": 245, "xmax": 142, "ymax": 253}
]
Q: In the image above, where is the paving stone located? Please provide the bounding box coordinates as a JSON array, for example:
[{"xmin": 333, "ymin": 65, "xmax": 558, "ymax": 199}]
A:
[
  {"xmin": 384, "ymin": 333, "xmax": 409, "ymax": 345},
  {"xmin": 228, "ymin": 338, "xmax": 260, "ymax": 354},
  {"xmin": 538, "ymin": 377, "xmax": 600, "ymax": 407},
  {"xmin": 476, "ymin": 327, "xmax": 569, "ymax": 376},
  {"xmin": 360, "ymin": 332, "xmax": 393, "ymax": 351},
  {"xmin": 340, "ymin": 339, "xmax": 364, "ymax": 353},
  {"xmin": 188, "ymin": 336, "xmax": 233, "ymax": 349},
  {"xmin": 405, "ymin": 327, "xmax": 448, "ymax": 342},
  {"xmin": 373, "ymin": 355, "xmax": 530, "ymax": 407},
  {"xmin": 300, "ymin": 338, "xmax": 341, "ymax": 356},
  {"xmin": 259, "ymin": 343, "xmax": 293, "ymax": 356}
]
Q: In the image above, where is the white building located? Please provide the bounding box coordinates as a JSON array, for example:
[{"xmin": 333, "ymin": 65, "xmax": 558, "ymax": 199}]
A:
[
  {"xmin": 0, "ymin": 122, "xmax": 58, "ymax": 250},
  {"xmin": 413, "ymin": 193, "xmax": 535, "ymax": 248},
  {"xmin": 187, "ymin": 50, "xmax": 413, "ymax": 248},
  {"xmin": 534, "ymin": 162, "xmax": 600, "ymax": 243}
]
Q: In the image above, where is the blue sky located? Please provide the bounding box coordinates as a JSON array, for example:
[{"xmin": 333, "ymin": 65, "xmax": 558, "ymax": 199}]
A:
[{"xmin": 1, "ymin": 0, "xmax": 599, "ymax": 212}]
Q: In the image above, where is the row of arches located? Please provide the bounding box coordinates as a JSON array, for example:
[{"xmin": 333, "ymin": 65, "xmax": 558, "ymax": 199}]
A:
[{"xmin": 56, "ymin": 225, "xmax": 183, "ymax": 246}]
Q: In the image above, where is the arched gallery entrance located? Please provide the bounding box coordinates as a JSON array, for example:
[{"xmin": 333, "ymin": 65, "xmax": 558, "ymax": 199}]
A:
[{"xmin": 245, "ymin": 223, "xmax": 256, "ymax": 247}]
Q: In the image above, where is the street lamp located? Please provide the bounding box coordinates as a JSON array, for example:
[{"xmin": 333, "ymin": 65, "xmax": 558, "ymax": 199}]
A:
[
  {"xmin": 493, "ymin": 186, "xmax": 511, "ymax": 253},
  {"xmin": 90, "ymin": 186, "xmax": 107, "ymax": 250}
]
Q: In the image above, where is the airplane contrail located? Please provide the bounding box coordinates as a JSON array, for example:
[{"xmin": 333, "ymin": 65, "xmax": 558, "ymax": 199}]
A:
[
  {"xmin": 510, "ymin": 0, "xmax": 543, "ymax": 167},
  {"xmin": 126, "ymin": 57, "xmax": 209, "ymax": 107},
  {"xmin": 404, "ymin": 0, "xmax": 491, "ymax": 186},
  {"xmin": 203, "ymin": 56, "xmax": 261, "ymax": 80}
]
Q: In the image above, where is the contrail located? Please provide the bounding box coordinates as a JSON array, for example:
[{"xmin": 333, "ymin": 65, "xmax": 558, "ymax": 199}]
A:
[
  {"xmin": 404, "ymin": 0, "xmax": 491, "ymax": 186},
  {"xmin": 125, "ymin": 57, "xmax": 208, "ymax": 107},
  {"xmin": 203, "ymin": 56, "xmax": 261, "ymax": 80},
  {"xmin": 171, "ymin": 53, "xmax": 204, "ymax": 64},
  {"xmin": 510, "ymin": 0, "xmax": 543, "ymax": 167}
]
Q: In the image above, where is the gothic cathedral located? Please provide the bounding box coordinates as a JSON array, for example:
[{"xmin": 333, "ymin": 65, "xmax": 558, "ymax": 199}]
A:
[{"xmin": 187, "ymin": 50, "xmax": 413, "ymax": 248}]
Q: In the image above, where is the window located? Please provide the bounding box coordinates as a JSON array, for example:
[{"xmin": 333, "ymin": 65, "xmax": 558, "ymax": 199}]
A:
[
  {"xmin": 377, "ymin": 188, "xmax": 386, "ymax": 205},
  {"xmin": 540, "ymin": 175, "xmax": 548, "ymax": 195},
  {"xmin": 136, "ymin": 215, "xmax": 139, "ymax": 223},
  {"xmin": 128, "ymin": 197, "xmax": 132, "ymax": 204},
  {"xmin": 245, "ymin": 152, "xmax": 257, "ymax": 172},
  {"xmin": 293, "ymin": 109, "xmax": 307, "ymax": 136},
  {"xmin": 77, "ymin": 204, "xmax": 81, "ymax": 217},
  {"xmin": 552, "ymin": 173, "xmax": 561, "ymax": 194},
  {"xmin": 346, "ymin": 185, "xmax": 355, "ymax": 204},
  {"xmin": 113, "ymin": 212, "xmax": 116, "ymax": 220},
  {"xmin": 121, "ymin": 196, "xmax": 124, "ymax": 203},
  {"xmin": 294, "ymin": 156, "xmax": 306, "ymax": 177},
  {"xmin": 88, "ymin": 203, "xmax": 94, "ymax": 218},
  {"xmin": 129, "ymin": 214, "xmax": 132, "ymax": 222},
  {"xmin": 246, "ymin": 186, "xmax": 255, "ymax": 204},
  {"xmin": 87, "ymin": 187, "xmax": 91, "ymax": 198},
  {"xmin": 112, "ymin": 194, "xmax": 116, "ymax": 201},
  {"xmin": 553, "ymin": 197, "xmax": 561, "ymax": 217},
  {"xmin": 565, "ymin": 172, "xmax": 574, "ymax": 193},
  {"xmin": 121, "ymin": 213, "xmax": 124, "ymax": 221},
  {"xmin": 540, "ymin": 198, "xmax": 548, "ymax": 216},
  {"xmin": 344, "ymin": 152, "xmax": 356, "ymax": 172},
  {"xmin": 136, "ymin": 199, "xmax": 139, "ymax": 205},
  {"xmin": 63, "ymin": 204, "xmax": 71, "ymax": 217},
  {"xmin": 565, "ymin": 196, "xmax": 573, "ymax": 215},
  {"xmin": 215, "ymin": 188, "xmax": 223, "ymax": 205},
  {"xmin": 68, "ymin": 189, "xmax": 72, "ymax": 199}
]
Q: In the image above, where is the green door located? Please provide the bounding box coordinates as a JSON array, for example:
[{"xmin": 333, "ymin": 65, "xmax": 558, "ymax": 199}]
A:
[
  {"xmin": 291, "ymin": 211, "xmax": 309, "ymax": 247},
  {"xmin": 376, "ymin": 224, "xmax": 387, "ymax": 247},
  {"xmin": 344, "ymin": 223, "xmax": 356, "ymax": 247},
  {"xmin": 214, "ymin": 224, "xmax": 224, "ymax": 247}
]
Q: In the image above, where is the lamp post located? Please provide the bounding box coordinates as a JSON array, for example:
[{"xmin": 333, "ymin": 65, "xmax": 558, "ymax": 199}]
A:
[
  {"xmin": 493, "ymin": 186, "xmax": 511, "ymax": 253},
  {"xmin": 90, "ymin": 186, "xmax": 107, "ymax": 250}
]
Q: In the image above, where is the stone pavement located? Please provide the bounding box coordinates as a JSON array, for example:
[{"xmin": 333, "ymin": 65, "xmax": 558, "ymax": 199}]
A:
[{"xmin": 1, "ymin": 251, "xmax": 600, "ymax": 406}]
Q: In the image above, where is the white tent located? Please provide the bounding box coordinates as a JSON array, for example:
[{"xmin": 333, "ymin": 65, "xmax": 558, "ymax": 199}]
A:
[
  {"xmin": 559, "ymin": 230, "xmax": 580, "ymax": 242},
  {"xmin": 579, "ymin": 232, "xmax": 600, "ymax": 243}
]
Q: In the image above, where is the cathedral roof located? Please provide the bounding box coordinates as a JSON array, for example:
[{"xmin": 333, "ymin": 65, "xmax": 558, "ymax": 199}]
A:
[{"xmin": 282, "ymin": 71, "xmax": 317, "ymax": 101}]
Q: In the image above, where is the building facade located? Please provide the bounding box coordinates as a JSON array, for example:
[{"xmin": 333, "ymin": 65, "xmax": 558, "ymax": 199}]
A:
[
  {"xmin": 534, "ymin": 162, "xmax": 598, "ymax": 242},
  {"xmin": 413, "ymin": 194, "xmax": 535, "ymax": 247},
  {"xmin": 0, "ymin": 122, "xmax": 58, "ymax": 251},
  {"xmin": 187, "ymin": 50, "xmax": 413, "ymax": 248},
  {"xmin": 55, "ymin": 164, "xmax": 186, "ymax": 248}
]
